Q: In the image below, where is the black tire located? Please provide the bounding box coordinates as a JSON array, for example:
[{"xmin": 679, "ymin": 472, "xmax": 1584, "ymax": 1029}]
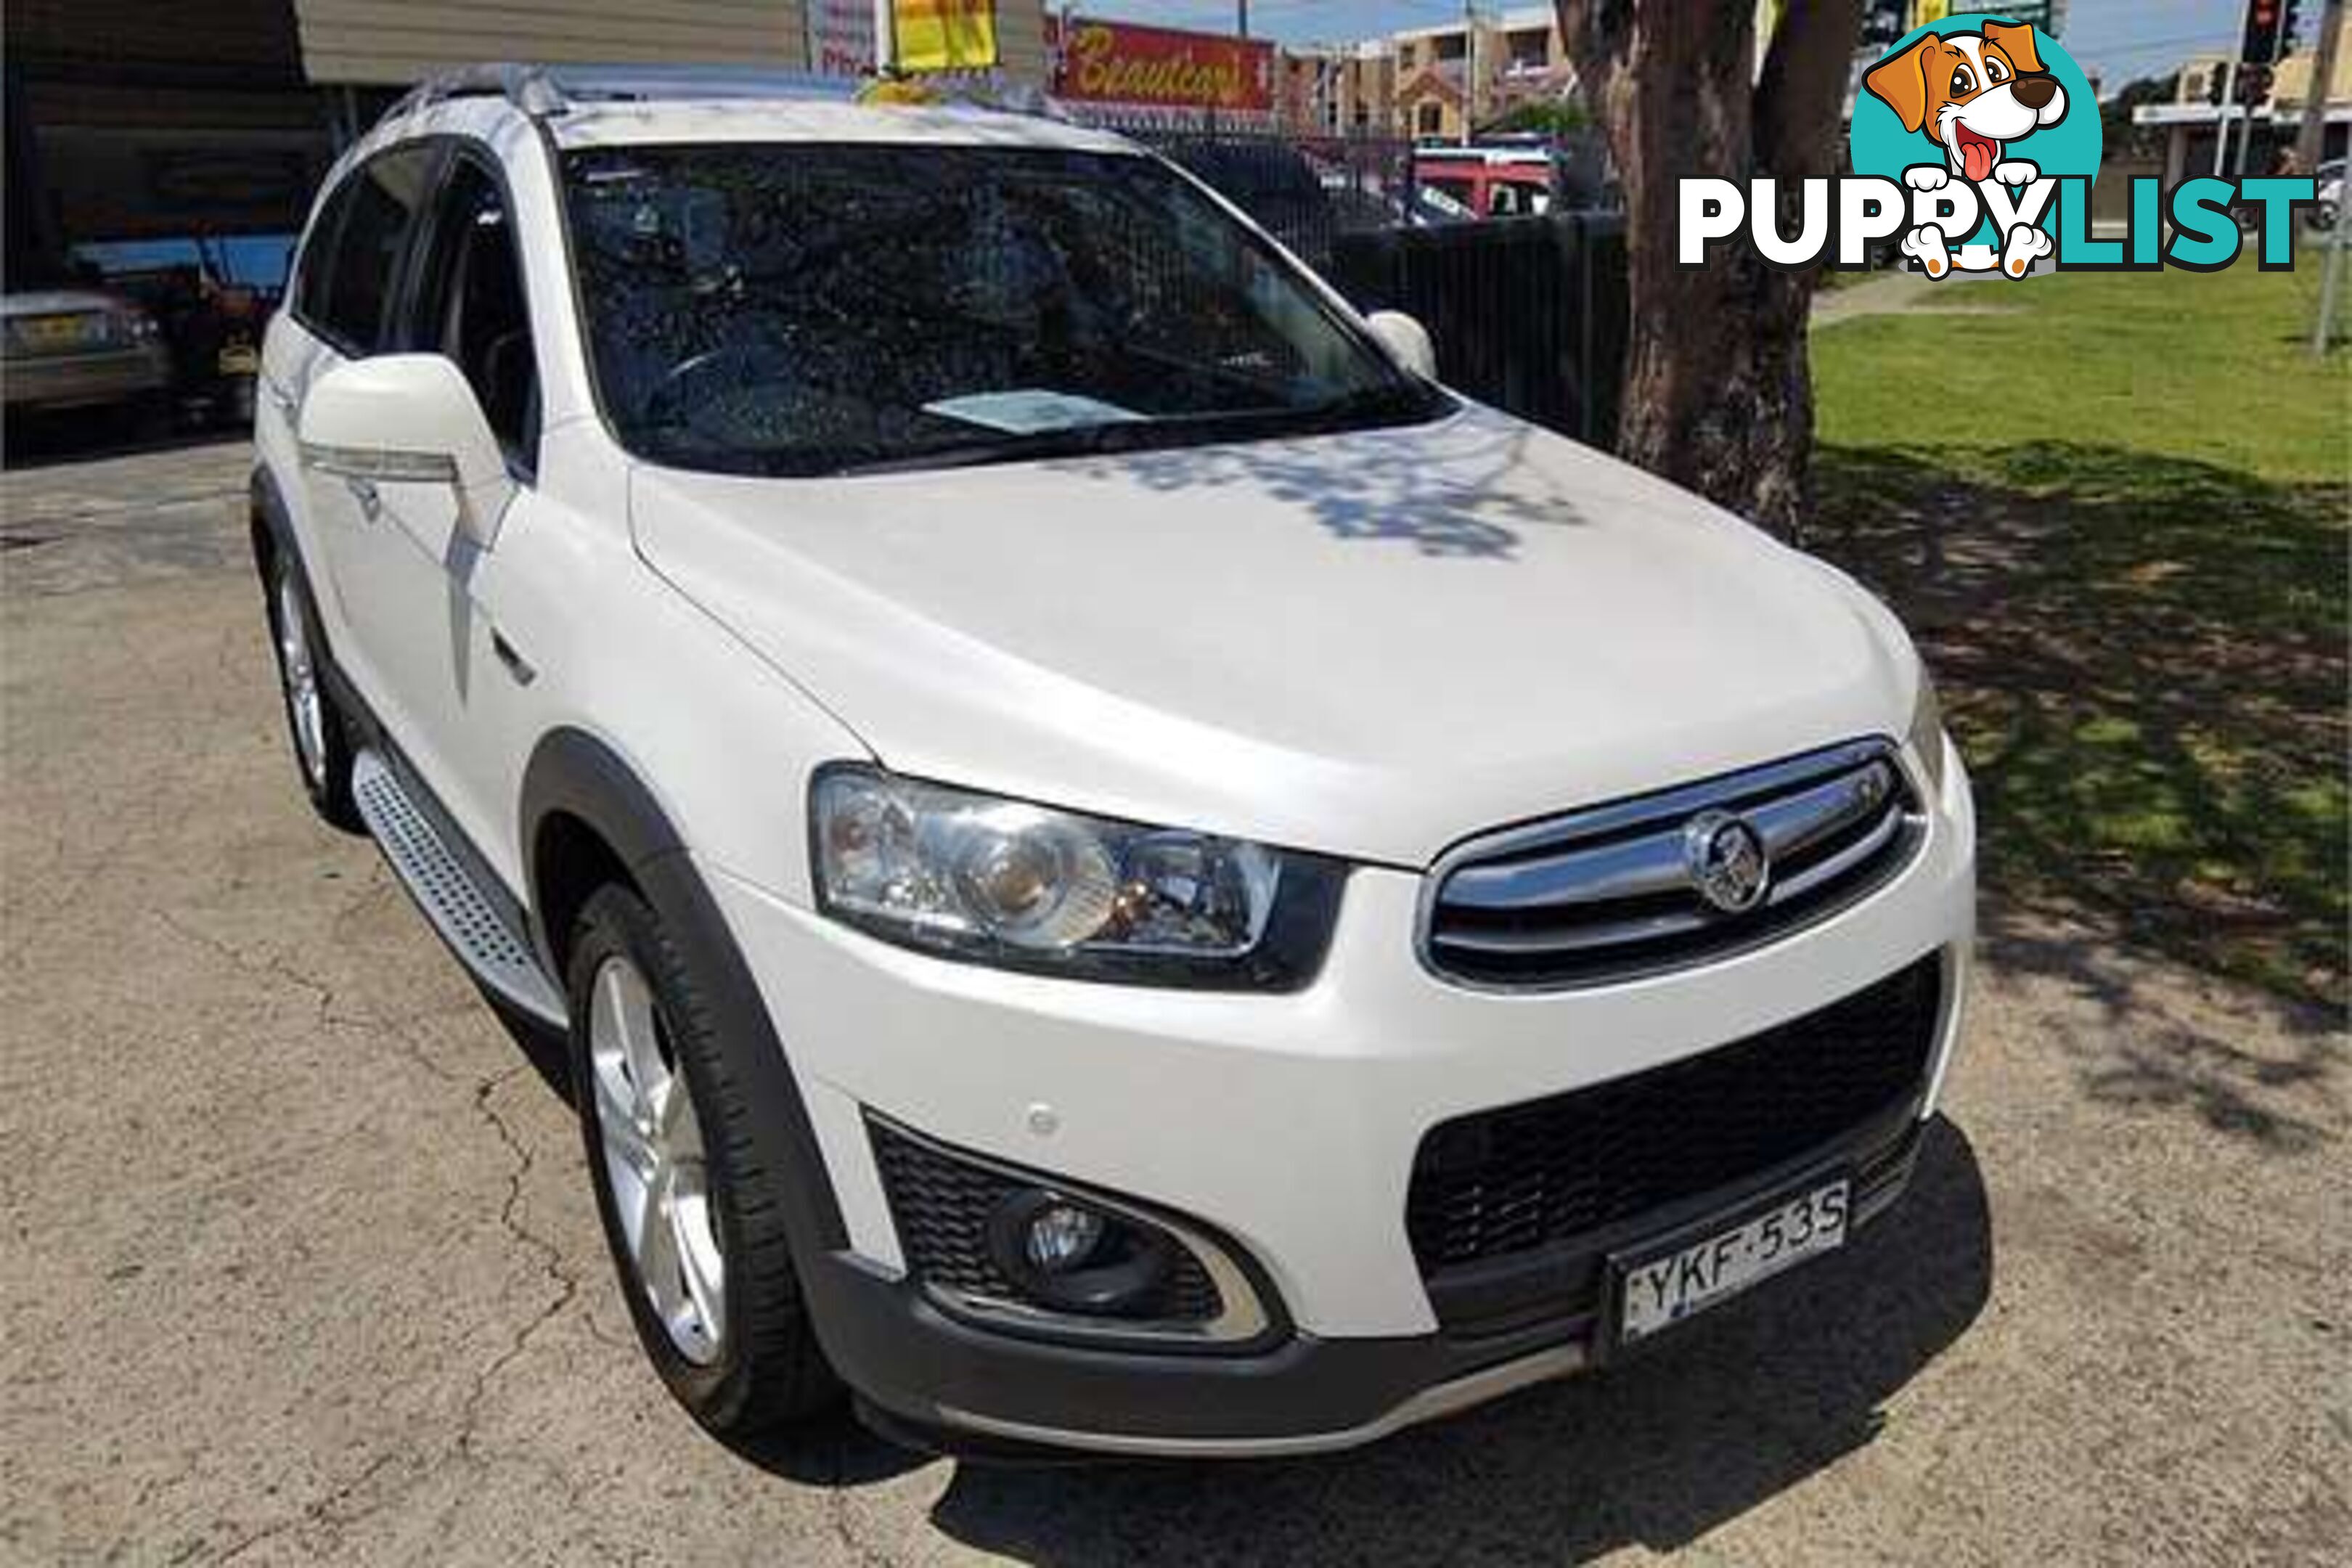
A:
[
  {"xmin": 264, "ymin": 550, "xmax": 362, "ymax": 832},
  {"xmin": 565, "ymin": 882, "xmax": 840, "ymax": 1434}
]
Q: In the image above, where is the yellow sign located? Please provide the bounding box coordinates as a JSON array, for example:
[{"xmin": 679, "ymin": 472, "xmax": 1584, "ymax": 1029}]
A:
[{"xmin": 894, "ymin": 0, "xmax": 998, "ymax": 73}]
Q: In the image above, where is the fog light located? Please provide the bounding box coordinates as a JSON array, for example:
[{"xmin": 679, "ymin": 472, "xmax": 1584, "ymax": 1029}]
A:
[
  {"xmin": 1023, "ymin": 1202, "xmax": 1106, "ymax": 1273},
  {"xmin": 987, "ymin": 1188, "xmax": 1173, "ymax": 1316}
]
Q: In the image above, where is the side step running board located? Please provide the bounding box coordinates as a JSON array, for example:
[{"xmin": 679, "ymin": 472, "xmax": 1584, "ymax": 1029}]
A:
[{"xmin": 351, "ymin": 749, "xmax": 568, "ymax": 1030}]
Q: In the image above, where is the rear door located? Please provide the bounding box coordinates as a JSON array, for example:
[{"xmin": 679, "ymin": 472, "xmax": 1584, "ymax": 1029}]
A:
[{"xmin": 272, "ymin": 142, "xmax": 446, "ymax": 741}]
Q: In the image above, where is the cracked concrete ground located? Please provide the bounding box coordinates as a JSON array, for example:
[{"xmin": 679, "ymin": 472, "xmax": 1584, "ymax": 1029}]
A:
[{"xmin": 2, "ymin": 436, "xmax": 2345, "ymax": 1567}]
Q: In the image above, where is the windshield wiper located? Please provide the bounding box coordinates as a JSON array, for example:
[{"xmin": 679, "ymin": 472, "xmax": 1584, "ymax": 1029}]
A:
[
  {"xmin": 825, "ymin": 382, "xmax": 1446, "ymax": 478},
  {"xmin": 1285, "ymin": 380, "xmax": 1445, "ymax": 433}
]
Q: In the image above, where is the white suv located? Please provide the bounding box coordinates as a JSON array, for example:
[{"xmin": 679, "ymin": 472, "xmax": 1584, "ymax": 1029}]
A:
[{"xmin": 253, "ymin": 65, "xmax": 1975, "ymax": 1458}]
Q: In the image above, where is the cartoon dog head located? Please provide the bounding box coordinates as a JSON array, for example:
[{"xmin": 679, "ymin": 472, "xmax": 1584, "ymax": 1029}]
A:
[{"xmin": 1864, "ymin": 23, "xmax": 2067, "ymax": 183}]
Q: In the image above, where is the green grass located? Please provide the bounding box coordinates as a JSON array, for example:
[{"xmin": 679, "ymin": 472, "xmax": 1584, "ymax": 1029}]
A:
[
  {"xmin": 1817, "ymin": 260, "xmax": 2350, "ymax": 481},
  {"xmin": 1811, "ymin": 258, "xmax": 2351, "ymax": 1005}
]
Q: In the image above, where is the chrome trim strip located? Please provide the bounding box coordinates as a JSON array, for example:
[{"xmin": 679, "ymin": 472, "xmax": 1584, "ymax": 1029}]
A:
[
  {"xmin": 1442, "ymin": 824, "xmax": 1696, "ymax": 912},
  {"xmin": 1440, "ymin": 756, "xmax": 1896, "ymax": 914},
  {"xmin": 1417, "ymin": 738, "xmax": 1920, "ymax": 992},
  {"xmin": 1438, "ymin": 738, "xmax": 1891, "ymax": 869},
  {"xmin": 1768, "ymin": 807, "xmax": 1913, "ymax": 905},
  {"xmin": 1748, "ymin": 761, "xmax": 1897, "ymax": 859},
  {"xmin": 868, "ymin": 1116, "xmax": 1273, "ymax": 1348},
  {"xmin": 298, "ymin": 441, "xmax": 460, "ymax": 483},
  {"xmin": 1432, "ymin": 904, "xmax": 1712, "ymax": 957},
  {"xmin": 937, "ymin": 1342, "xmax": 1589, "ymax": 1459}
]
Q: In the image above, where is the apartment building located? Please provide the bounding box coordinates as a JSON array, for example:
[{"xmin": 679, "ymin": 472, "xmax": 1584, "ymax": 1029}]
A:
[
  {"xmin": 1283, "ymin": 40, "xmax": 1397, "ymax": 136},
  {"xmin": 1289, "ymin": 5, "xmax": 1573, "ymax": 142}
]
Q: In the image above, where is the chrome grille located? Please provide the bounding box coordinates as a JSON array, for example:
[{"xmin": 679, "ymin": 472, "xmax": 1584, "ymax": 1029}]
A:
[{"xmin": 1421, "ymin": 740, "xmax": 1924, "ymax": 989}]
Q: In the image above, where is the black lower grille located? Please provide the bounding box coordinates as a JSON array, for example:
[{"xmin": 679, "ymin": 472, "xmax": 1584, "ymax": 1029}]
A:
[
  {"xmin": 868, "ymin": 1121, "xmax": 1224, "ymax": 1323},
  {"xmin": 1407, "ymin": 956, "xmax": 1943, "ymax": 1275}
]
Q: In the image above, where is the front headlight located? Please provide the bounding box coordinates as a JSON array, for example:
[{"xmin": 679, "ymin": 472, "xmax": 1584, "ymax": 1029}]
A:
[
  {"xmin": 1907, "ymin": 674, "xmax": 1948, "ymax": 797},
  {"xmin": 810, "ymin": 765, "xmax": 1343, "ymax": 989}
]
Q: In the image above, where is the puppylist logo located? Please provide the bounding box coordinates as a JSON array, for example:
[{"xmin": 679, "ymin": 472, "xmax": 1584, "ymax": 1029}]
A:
[{"xmin": 1681, "ymin": 15, "xmax": 2316, "ymax": 278}]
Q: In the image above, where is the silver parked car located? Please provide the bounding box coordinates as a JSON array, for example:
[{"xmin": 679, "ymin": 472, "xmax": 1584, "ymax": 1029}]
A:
[{"xmin": 1, "ymin": 287, "xmax": 173, "ymax": 417}]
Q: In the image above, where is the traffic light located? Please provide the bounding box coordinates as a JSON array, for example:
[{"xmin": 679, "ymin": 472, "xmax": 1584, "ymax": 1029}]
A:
[
  {"xmin": 2237, "ymin": 62, "xmax": 2275, "ymax": 105},
  {"xmin": 2207, "ymin": 63, "xmax": 2229, "ymax": 105},
  {"xmin": 2241, "ymin": 0, "xmax": 2288, "ymax": 65}
]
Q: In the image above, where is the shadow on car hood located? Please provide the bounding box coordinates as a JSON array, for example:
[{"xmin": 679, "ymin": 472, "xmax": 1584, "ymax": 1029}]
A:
[{"xmin": 629, "ymin": 404, "xmax": 1914, "ymax": 865}]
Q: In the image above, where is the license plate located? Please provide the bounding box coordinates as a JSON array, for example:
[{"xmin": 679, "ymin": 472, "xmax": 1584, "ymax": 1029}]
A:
[
  {"xmin": 1612, "ymin": 1176, "xmax": 1850, "ymax": 1347},
  {"xmin": 219, "ymin": 344, "xmax": 260, "ymax": 375}
]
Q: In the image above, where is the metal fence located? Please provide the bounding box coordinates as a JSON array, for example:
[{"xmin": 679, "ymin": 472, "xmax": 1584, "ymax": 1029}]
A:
[
  {"xmin": 1128, "ymin": 128, "xmax": 1416, "ymax": 271},
  {"xmin": 1105, "ymin": 124, "xmax": 1632, "ymax": 450},
  {"xmin": 1327, "ymin": 212, "xmax": 1630, "ymax": 449}
]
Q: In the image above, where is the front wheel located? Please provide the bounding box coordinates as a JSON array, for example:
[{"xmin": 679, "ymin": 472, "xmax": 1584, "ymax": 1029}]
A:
[{"xmin": 565, "ymin": 883, "xmax": 839, "ymax": 1434}]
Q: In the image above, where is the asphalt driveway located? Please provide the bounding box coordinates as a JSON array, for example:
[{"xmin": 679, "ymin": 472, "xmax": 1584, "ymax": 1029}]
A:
[{"xmin": 2, "ymin": 438, "xmax": 2343, "ymax": 1566}]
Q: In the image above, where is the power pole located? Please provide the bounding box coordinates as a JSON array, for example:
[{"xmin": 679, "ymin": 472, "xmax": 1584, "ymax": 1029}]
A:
[
  {"xmin": 2295, "ymin": 0, "xmax": 2345, "ymax": 173},
  {"xmin": 2216, "ymin": 60, "xmax": 2239, "ymax": 176},
  {"xmin": 1237, "ymin": 1, "xmax": 1249, "ymax": 37},
  {"xmin": 2316, "ymin": 173, "xmax": 2349, "ymax": 354},
  {"xmin": 1462, "ymin": 0, "xmax": 1475, "ymax": 146}
]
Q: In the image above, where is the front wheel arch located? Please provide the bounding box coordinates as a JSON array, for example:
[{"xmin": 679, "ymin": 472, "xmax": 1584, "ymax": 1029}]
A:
[{"xmin": 516, "ymin": 727, "xmax": 852, "ymax": 1259}]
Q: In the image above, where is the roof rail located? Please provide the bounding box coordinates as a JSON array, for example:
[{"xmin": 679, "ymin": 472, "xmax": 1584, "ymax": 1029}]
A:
[{"xmin": 379, "ymin": 62, "xmax": 862, "ymax": 128}]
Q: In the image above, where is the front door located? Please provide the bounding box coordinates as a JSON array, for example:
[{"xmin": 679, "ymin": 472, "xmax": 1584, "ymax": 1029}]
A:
[{"xmin": 337, "ymin": 150, "xmax": 547, "ymax": 885}]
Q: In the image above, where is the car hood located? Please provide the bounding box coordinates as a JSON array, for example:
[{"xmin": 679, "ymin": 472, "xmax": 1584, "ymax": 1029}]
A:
[{"xmin": 629, "ymin": 405, "xmax": 1919, "ymax": 867}]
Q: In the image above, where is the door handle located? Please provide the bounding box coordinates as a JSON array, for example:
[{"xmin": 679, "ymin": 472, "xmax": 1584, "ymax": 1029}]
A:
[
  {"xmin": 264, "ymin": 382, "xmax": 300, "ymax": 418},
  {"xmin": 345, "ymin": 476, "xmax": 382, "ymax": 520}
]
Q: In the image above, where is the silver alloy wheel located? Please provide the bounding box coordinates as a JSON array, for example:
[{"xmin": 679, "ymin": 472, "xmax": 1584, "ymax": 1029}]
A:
[
  {"xmin": 274, "ymin": 570, "xmax": 327, "ymax": 789},
  {"xmin": 588, "ymin": 954, "xmax": 726, "ymax": 1365}
]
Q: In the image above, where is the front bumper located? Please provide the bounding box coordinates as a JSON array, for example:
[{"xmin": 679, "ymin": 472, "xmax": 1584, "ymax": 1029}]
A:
[
  {"xmin": 1, "ymin": 346, "xmax": 171, "ymax": 410},
  {"xmin": 799, "ymin": 1106, "xmax": 1930, "ymax": 1458},
  {"xmin": 712, "ymin": 743, "xmax": 1975, "ymax": 1455}
]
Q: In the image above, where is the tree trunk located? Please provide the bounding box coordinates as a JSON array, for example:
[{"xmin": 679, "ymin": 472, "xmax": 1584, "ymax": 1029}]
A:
[{"xmin": 1555, "ymin": 1, "xmax": 1861, "ymax": 539}]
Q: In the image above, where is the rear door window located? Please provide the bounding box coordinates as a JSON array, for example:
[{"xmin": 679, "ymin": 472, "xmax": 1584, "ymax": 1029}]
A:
[{"xmin": 303, "ymin": 145, "xmax": 440, "ymax": 356}]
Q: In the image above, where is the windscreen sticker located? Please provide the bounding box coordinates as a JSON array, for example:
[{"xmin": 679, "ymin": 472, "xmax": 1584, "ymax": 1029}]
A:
[{"xmin": 922, "ymin": 390, "xmax": 1146, "ymax": 434}]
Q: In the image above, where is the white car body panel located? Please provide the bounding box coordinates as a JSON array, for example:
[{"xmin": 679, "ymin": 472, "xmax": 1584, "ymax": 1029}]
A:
[
  {"xmin": 714, "ymin": 738, "xmax": 1973, "ymax": 1336},
  {"xmin": 255, "ymin": 78, "xmax": 1979, "ymax": 1455},
  {"xmin": 632, "ymin": 404, "xmax": 1921, "ymax": 870}
]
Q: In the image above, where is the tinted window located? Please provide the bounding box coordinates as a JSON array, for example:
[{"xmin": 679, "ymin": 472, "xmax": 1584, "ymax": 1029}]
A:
[
  {"xmin": 308, "ymin": 146, "xmax": 438, "ymax": 354},
  {"xmin": 293, "ymin": 181, "xmax": 354, "ymax": 325},
  {"xmin": 563, "ymin": 143, "xmax": 1442, "ymax": 478},
  {"xmin": 412, "ymin": 158, "xmax": 539, "ymax": 466}
]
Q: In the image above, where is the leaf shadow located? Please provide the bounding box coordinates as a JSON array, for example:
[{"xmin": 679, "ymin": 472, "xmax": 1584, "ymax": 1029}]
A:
[{"xmin": 1058, "ymin": 412, "xmax": 1591, "ymax": 560}]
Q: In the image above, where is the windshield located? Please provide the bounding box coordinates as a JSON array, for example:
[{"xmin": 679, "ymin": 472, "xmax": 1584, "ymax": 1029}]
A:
[{"xmin": 563, "ymin": 142, "xmax": 1447, "ymax": 477}]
